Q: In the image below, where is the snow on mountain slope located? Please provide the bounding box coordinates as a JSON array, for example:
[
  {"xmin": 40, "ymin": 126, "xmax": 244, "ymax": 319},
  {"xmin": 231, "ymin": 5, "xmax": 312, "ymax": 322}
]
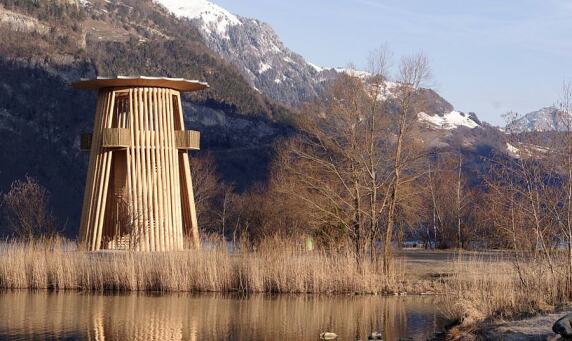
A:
[
  {"xmin": 418, "ymin": 111, "xmax": 480, "ymax": 130},
  {"xmin": 506, "ymin": 106, "xmax": 572, "ymax": 133},
  {"xmin": 155, "ymin": 0, "xmax": 240, "ymax": 38},
  {"xmin": 154, "ymin": 0, "xmax": 326, "ymax": 106},
  {"xmin": 154, "ymin": 0, "xmax": 491, "ymax": 139}
]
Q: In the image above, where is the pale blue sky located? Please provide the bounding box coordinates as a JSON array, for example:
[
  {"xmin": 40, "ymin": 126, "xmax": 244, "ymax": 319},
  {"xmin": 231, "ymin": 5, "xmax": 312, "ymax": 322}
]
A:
[{"xmin": 215, "ymin": 0, "xmax": 572, "ymax": 126}]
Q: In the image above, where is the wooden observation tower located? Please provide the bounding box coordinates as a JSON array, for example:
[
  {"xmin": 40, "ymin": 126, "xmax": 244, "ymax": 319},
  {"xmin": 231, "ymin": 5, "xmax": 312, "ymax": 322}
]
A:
[{"xmin": 73, "ymin": 76, "xmax": 208, "ymax": 251}]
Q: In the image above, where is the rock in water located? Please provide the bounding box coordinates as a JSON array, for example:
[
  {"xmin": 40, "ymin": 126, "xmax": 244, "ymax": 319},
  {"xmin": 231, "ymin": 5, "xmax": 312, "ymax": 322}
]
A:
[
  {"xmin": 553, "ymin": 313, "xmax": 572, "ymax": 337},
  {"xmin": 320, "ymin": 332, "xmax": 338, "ymax": 340}
]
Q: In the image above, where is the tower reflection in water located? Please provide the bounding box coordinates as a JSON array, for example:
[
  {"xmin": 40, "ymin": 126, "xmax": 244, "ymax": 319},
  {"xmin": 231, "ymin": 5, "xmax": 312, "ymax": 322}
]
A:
[{"xmin": 0, "ymin": 291, "xmax": 446, "ymax": 340}]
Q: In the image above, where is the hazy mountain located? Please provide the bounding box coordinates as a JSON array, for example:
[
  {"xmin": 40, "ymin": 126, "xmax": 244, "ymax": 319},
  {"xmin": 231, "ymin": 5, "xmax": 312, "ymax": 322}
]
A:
[{"xmin": 507, "ymin": 106, "xmax": 572, "ymax": 133}]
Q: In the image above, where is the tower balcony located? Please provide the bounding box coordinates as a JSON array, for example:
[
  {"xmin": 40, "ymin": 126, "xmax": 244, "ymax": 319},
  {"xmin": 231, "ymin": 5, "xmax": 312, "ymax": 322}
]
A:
[
  {"xmin": 102, "ymin": 128, "xmax": 131, "ymax": 149},
  {"xmin": 175, "ymin": 130, "xmax": 200, "ymax": 150}
]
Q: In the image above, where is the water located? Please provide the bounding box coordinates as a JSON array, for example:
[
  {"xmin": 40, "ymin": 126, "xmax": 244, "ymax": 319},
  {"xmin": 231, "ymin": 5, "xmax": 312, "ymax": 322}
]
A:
[{"xmin": 0, "ymin": 291, "xmax": 448, "ymax": 340}]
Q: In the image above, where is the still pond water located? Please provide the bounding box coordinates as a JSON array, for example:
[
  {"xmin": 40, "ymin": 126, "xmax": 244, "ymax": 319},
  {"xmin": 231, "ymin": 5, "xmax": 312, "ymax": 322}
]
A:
[{"xmin": 0, "ymin": 291, "xmax": 448, "ymax": 340}]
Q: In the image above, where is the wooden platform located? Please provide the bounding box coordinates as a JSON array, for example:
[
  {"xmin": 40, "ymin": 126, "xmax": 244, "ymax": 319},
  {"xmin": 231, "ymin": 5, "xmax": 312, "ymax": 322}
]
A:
[{"xmin": 72, "ymin": 76, "xmax": 209, "ymax": 92}]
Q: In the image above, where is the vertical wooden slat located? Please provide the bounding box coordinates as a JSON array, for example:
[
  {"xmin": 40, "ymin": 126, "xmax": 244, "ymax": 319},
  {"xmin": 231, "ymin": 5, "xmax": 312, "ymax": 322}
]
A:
[
  {"xmin": 124, "ymin": 93, "xmax": 133, "ymax": 249},
  {"xmin": 148, "ymin": 88, "xmax": 160, "ymax": 251},
  {"xmin": 166, "ymin": 90, "xmax": 178, "ymax": 249},
  {"xmin": 152, "ymin": 88, "xmax": 166, "ymax": 251},
  {"xmin": 138, "ymin": 88, "xmax": 151, "ymax": 252},
  {"xmin": 175, "ymin": 93, "xmax": 200, "ymax": 249},
  {"xmin": 134, "ymin": 89, "xmax": 148, "ymax": 251},
  {"xmin": 84, "ymin": 91, "xmax": 109, "ymax": 250},
  {"xmin": 160, "ymin": 89, "xmax": 174, "ymax": 251},
  {"xmin": 172, "ymin": 92, "xmax": 185, "ymax": 249},
  {"xmin": 142, "ymin": 88, "xmax": 155, "ymax": 251},
  {"xmin": 127, "ymin": 89, "xmax": 140, "ymax": 251},
  {"xmin": 78, "ymin": 91, "xmax": 104, "ymax": 246},
  {"xmin": 91, "ymin": 91, "xmax": 116, "ymax": 250}
]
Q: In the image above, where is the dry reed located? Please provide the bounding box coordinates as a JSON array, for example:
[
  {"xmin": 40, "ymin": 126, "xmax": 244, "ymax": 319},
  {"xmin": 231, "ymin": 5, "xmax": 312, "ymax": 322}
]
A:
[
  {"xmin": 0, "ymin": 238, "xmax": 403, "ymax": 294},
  {"xmin": 442, "ymin": 252, "xmax": 570, "ymax": 332}
]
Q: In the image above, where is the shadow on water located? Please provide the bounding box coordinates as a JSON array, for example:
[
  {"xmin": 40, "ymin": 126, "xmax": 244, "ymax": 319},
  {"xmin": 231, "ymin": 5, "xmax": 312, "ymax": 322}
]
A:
[{"xmin": 0, "ymin": 291, "xmax": 448, "ymax": 340}]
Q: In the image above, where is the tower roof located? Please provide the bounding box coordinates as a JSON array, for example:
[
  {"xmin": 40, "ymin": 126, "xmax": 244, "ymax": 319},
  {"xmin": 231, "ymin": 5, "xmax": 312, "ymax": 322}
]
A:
[{"xmin": 71, "ymin": 76, "xmax": 209, "ymax": 92}]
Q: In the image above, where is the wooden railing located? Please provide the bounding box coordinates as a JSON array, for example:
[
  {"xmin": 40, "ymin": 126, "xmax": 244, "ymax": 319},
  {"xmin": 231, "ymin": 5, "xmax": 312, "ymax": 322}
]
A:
[
  {"xmin": 175, "ymin": 130, "xmax": 200, "ymax": 150},
  {"xmin": 102, "ymin": 128, "xmax": 131, "ymax": 148}
]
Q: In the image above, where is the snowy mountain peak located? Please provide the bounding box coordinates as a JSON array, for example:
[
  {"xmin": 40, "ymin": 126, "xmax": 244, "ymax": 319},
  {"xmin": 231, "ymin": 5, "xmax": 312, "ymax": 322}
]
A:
[
  {"xmin": 155, "ymin": 0, "xmax": 241, "ymax": 38},
  {"xmin": 154, "ymin": 0, "xmax": 325, "ymax": 105},
  {"xmin": 506, "ymin": 106, "xmax": 572, "ymax": 133},
  {"xmin": 418, "ymin": 111, "xmax": 480, "ymax": 130}
]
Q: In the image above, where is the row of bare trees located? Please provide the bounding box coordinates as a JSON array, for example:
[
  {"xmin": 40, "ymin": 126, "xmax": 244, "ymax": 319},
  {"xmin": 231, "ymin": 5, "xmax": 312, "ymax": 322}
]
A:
[
  {"xmin": 4, "ymin": 48, "xmax": 572, "ymax": 283},
  {"xmin": 482, "ymin": 82, "xmax": 572, "ymax": 295}
]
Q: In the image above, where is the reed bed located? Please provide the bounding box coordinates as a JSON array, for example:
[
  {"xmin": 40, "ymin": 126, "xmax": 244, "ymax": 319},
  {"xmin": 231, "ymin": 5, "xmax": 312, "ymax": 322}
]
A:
[
  {"xmin": 442, "ymin": 252, "xmax": 570, "ymax": 332},
  {"xmin": 0, "ymin": 238, "xmax": 403, "ymax": 294}
]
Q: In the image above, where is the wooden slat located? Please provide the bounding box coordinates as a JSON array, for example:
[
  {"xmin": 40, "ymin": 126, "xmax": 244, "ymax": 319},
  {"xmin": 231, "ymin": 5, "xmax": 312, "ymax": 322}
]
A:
[
  {"xmin": 174, "ymin": 93, "xmax": 201, "ymax": 249},
  {"xmin": 165, "ymin": 90, "xmax": 177, "ymax": 249},
  {"xmin": 134, "ymin": 88, "xmax": 147, "ymax": 251},
  {"xmin": 78, "ymin": 92, "xmax": 104, "ymax": 248},
  {"xmin": 128, "ymin": 89, "xmax": 141, "ymax": 251},
  {"xmin": 153, "ymin": 88, "xmax": 166, "ymax": 251},
  {"xmin": 148, "ymin": 88, "xmax": 160, "ymax": 251},
  {"xmin": 91, "ymin": 91, "xmax": 116, "ymax": 250},
  {"xmin": 142, "ymin": 88, "xmax": 155, "ymax": 251},
  {"xmin": 160, "ymin": 89, "xmax": 174, "ymax": 251}
]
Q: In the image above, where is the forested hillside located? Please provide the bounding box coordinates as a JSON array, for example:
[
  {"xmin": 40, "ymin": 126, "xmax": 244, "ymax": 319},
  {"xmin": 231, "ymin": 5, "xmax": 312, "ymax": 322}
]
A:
[{"xmin": 0, "ymin": 0, "xmax": 292, "ymax": 234}]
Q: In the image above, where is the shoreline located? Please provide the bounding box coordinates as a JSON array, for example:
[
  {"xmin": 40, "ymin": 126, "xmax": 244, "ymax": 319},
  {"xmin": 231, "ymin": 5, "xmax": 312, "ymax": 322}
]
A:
[{"xmin": 482, "ymin": 311, "xmax": 568, "ymax": 340}]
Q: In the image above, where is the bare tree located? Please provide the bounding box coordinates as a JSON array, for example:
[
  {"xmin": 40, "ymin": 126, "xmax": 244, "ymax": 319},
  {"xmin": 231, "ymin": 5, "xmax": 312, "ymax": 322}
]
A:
[
  {"xmin": 276, "ymin": 49, "xmax": 431, "ymax": 272},
  {"xmin": 1, "ymin": 176, "xmax": 58, "ymax": 240},
  {"xmin": 190, "ymin": 154, "xmax": 222, "ymax": 235},
  {"xmin": 383, "ymin": 53, "xmax": 431, "ymax": 273}
]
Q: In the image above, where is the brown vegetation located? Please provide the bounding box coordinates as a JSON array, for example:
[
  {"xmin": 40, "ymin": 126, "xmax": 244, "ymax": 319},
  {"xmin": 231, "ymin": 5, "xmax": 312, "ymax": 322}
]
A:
[
  {"xmin": 443, "ymin": 253, "xmax": 572, "ymax": 338},
  {"xmin": 0, "ymin": 176, "xmax": 58, "ymax": 240},
  {"xmin": 0, "ymin": 237, "xmax": 405, "ymax": 294}
]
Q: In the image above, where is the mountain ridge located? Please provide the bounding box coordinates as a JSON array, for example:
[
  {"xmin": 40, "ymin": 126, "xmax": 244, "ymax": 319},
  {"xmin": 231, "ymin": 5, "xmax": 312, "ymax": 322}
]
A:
[
  {"xmin": 506, "ymin": 106, "xmax": 572, "ymax": 133},
  {"xmin": 0, "ymin": 0, "xmax": 512, "ymax": 236}
]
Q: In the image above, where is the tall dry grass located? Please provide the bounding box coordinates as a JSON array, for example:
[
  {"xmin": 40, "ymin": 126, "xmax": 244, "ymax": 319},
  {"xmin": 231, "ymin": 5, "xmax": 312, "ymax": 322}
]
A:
[
  {"xmin": 0, "ymin": 237, "xmax": 404, "ymax": 294},
  {"xmin": 442, "ymin": 252, "xmax": 570, "ymax": 331}
]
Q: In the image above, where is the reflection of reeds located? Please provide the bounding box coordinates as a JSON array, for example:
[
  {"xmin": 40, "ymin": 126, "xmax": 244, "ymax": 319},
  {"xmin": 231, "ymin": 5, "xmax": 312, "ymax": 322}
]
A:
[
  {"xmin": 0, "ymin": 291, "xmax": 445, "ymax": 341},
  {"xmin": 0, "ymin": 238, "xmax": 404, "ymax": 294}
]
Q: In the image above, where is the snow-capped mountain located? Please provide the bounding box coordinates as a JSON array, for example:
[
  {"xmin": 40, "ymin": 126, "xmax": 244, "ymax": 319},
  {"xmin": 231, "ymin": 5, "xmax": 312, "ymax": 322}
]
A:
[
  {"xmin": 155, "ymin": 0, "xmax": 325, "ymax": 106},
  {"xmin": 506, "ymin": 106, "xmax": 572, "ymax": 133},
  {"xmin": 154, "ymin": 0, "xmax": 240, "ymax": 39},
  {"xmin": 418, "ymin": 111, "xmax": 480, "ymax": 130}
]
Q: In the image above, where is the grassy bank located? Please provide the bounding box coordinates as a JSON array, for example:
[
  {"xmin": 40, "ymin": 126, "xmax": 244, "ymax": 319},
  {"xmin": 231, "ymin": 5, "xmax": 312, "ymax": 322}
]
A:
[
  {"xmin": 0, "ymin": 238, "xmax": 407, "ymax": 294},
  {"xmin": 442, "ymin": 253, "xmax": 571, "ymax": 337}
]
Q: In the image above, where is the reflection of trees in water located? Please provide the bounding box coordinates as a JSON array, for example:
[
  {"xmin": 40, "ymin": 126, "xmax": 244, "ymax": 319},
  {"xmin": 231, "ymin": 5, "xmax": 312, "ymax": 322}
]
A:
[{"xmin": 0, "ymin": 292, "xmax": 444, "ymax": 340}]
